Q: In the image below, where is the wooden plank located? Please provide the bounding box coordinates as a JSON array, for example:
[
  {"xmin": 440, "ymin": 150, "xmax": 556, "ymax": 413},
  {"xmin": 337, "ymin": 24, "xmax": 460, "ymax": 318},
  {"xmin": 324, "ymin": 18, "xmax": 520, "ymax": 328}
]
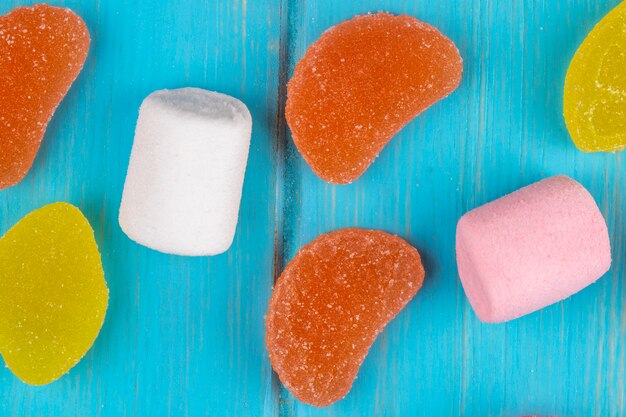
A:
[
  {"xmin": 277, "ymin": 0, "xmax": 625, "ymax": 416},
  {"xmin": 0, "ymin": 0, "xmax": 282, "ymax": 416}
]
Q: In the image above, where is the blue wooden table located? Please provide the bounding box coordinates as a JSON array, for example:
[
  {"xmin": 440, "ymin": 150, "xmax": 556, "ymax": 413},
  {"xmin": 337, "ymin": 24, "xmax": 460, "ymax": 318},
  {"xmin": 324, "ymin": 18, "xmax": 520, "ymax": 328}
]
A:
[{"xmin": 0, "ymin": 0, "xmax": 624, "ymax": 416}]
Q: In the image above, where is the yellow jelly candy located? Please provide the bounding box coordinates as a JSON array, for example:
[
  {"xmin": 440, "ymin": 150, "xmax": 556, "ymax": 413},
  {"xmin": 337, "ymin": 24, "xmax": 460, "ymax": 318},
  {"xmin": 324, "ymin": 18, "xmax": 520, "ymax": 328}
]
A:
[
  {"xmin": 0, "ymin": 203, "xmax": 108, "ymax": 385},
  {"xmin": 564, "ymin": 1, "xmax": 626, "ymax": 152}
]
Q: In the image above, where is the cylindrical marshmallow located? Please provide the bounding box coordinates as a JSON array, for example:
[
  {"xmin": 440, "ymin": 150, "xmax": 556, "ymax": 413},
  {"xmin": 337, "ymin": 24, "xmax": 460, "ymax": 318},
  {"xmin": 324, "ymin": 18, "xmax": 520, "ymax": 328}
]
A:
[
  {"xmin": 119, "ymin": 88, "xmax": 252, "ymax": 256},
  {"xmin": 456, "ymin": 175, "xmax": 611, "ymax": 323}
]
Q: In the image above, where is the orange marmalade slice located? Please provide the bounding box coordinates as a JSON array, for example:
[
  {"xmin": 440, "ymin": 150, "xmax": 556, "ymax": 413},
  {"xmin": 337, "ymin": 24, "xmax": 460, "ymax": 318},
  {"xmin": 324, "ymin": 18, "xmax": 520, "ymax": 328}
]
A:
[
  {"xmin": 286, "ymin": 12, "xmax": 463, "ymax": 184},
  {"xmin": 266, "ymin": 228, "xmax": 425, "ymax": 406},
  {"xmin": 0, "ymin": 4, "xmax": 90, "ymax": 189}
]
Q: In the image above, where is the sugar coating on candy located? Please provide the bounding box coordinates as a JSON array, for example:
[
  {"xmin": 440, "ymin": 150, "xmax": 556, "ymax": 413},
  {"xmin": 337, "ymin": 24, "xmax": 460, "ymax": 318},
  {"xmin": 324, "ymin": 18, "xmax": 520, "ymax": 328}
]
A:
[
  {"xmin": 456, "ymin": 176, "xmax": 611, "ymax": 323},
  {"xmin": 266, "ymin": 229, "xmax": 424, "ymax": 407},
  {"xmin": 0, "ymin": 203, "xmax": 108, "ymax": 385},
  {"xmin": 286, "ymin": 12, "xmax": 462, "ymax": 184},
  {"xmin": 0, "ymin": 4, "xmax": 90, "ymax": 189},
  {"xmin": 119, "ymin": 88, "xmax": 252, "ymax": 256},
  {"xmin": 564, "ymin": 1, "xmax": 626, "ymax": 152}
]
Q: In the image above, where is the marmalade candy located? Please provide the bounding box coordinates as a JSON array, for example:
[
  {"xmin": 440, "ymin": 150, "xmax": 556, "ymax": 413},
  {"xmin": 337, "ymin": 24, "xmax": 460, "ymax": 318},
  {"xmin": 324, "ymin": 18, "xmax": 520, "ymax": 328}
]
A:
[
  {"xmin": 564, "ymin": 1, "xmax": 626, "ymax": 152},
  {"xmin": 286, "ymin": 12, "xmax": 463, "ymax": 184},
  {"xmin": 266, "ymin": 228, "xmax": 424, "ymax": 406},
  {"xmin": 0, "ymin": 203, "xmax": 108, "ymax": 385},
  {"xmin": 0, "ymin": 4, "xmax": 90, "ymax": 189}
]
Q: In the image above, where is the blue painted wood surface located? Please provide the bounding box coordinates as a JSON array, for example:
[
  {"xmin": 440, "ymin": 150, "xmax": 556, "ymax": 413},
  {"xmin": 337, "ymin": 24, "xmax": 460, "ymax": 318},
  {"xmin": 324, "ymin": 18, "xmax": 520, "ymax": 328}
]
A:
[{"xmin": 0, "ymin": 0, "xmax": 624, "ymax": 416}]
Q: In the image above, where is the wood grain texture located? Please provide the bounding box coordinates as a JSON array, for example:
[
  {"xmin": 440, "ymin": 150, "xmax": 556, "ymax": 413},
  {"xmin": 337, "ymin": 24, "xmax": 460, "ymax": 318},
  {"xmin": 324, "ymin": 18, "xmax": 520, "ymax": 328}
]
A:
[
  {"xmin": 0, "ymin": 0, "xmax": 624, "ymax": 416},
  {"xmin": 0, "ymin": 0, "xmax": 280, "ymax": 415}
]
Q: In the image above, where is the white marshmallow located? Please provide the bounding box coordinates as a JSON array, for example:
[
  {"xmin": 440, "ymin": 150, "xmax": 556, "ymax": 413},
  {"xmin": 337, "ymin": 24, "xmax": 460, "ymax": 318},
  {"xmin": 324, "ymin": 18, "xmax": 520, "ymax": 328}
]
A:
[{"xmin": 119, "ymin": 88, "xmax": 252, "ymax": 256}]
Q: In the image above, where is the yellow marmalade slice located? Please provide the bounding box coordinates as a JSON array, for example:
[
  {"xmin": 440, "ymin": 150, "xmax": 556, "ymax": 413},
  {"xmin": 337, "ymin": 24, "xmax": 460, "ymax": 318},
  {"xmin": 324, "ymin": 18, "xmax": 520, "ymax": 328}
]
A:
[
  {"xmin": 564, "ymin": 1, "xmax": 626, "ymax": 152},
  {"xmin": 0, "ymin": 203, "xmax": 108, "ymax": 385}
]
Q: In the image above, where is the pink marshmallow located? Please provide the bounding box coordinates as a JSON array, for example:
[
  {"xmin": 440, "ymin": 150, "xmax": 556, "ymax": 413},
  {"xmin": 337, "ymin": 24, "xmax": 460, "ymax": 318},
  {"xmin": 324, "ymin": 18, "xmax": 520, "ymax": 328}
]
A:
[{"xmin": 456, "ymin": 175, "xmax": 611, "ymax": 323}]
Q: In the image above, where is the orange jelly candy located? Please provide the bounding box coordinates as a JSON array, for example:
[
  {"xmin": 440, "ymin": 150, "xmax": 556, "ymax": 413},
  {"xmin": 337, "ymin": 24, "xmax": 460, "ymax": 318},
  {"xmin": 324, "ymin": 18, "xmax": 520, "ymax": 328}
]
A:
[
  {"xmin": 0, "ymin": 4, "xmax": 90, "ymax": 189},
  {"xmin": 266, "ymin": 228, "xmax": 425, "ymax": 407},
  {"xmin": 286, "ymin": 13, "xmax": 462, "ymax": 184}
]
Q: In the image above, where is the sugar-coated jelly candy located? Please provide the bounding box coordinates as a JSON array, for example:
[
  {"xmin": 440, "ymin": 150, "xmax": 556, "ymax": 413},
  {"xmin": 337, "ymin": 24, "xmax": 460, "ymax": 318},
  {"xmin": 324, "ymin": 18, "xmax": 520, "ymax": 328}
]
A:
[
  {"xmin": 0, "ymin": 4, "xmax": 90, "ymax": 189},
  {"xmin": 286, "ymin": 12, "xmax": 463, "ymax": 184},
  {"xmin": 266, "ymin": 228, "xmax": 424, "ymax": 406},
  {"xmin": 456, "ymin": 176, "xmax": 611, "ymax": 323},
  {"xmin": 0, "ymin": 203, "xmax": 108, "ymax": 385},
  {"xmin": 564, "ymin": 1, "xmax": 626, "ymax": 152}
]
